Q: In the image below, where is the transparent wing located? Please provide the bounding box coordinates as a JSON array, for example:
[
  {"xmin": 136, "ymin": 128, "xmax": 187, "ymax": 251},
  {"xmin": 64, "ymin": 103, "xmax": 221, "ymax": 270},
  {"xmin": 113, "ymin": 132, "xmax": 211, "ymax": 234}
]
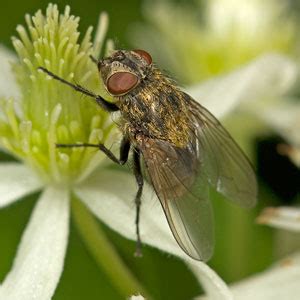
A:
[
  {"xmin": 140, "ymin": 138, "xmax": 214, "ymax": 261},
  {"xmin": 138, "ymin": 94, "xmax": 257, "ymax": 261},
  {"xmin": 188, "ymin": 96, "xmax": 258, "ymax": 208}
]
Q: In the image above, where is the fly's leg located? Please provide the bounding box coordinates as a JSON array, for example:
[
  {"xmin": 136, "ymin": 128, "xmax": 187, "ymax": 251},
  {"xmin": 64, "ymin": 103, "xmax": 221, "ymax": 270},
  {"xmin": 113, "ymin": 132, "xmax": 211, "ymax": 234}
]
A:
[
  {"xmin": 38, "ymin": 67, "xmax": 119, "ymax": 112},
  {"xmin": 56, "ymin": 137, "xmax": 130, "ymax": 165},
  {"xmin": 57, "ymin": 139, "xmax": 145, "ymax": 258},
  {"xmin": 89, "ymin": 55, "xmax": 98, "ymax": 65},
  {"xmin": 133, "ymin": 148, "xmax": 144, "ymax": 257}
]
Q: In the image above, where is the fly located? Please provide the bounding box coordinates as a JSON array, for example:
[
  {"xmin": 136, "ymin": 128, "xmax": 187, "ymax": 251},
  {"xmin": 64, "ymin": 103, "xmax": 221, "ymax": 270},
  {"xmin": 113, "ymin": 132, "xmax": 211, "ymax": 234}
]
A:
[{"xmin": 39, "ymin": 49, "xmax": 257, "ymax": 261}]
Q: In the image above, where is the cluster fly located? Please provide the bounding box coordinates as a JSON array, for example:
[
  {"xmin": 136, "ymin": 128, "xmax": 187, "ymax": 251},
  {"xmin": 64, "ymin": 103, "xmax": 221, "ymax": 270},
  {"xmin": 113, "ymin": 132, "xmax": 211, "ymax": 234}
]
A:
[{"xmin": 39, "ymin": 49, "xmax": 257, "ymax": 261}]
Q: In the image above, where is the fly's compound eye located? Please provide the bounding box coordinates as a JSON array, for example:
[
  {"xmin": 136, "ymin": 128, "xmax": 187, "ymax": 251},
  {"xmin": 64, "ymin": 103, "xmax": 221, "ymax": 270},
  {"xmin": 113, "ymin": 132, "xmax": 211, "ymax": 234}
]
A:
[
  {"xmin": 107, "ymin": 72, "xmax": 138, "ymax": 95},
  {"xmin": 133, "ymin": 49, "xmax": 152, "ymax": 65}
]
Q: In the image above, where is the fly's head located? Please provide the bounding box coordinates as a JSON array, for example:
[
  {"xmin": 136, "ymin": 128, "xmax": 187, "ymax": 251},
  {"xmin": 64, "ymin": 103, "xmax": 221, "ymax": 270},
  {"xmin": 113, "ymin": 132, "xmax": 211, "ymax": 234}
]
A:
[{"xmin": 99, "ymin": 49, "xmax": 152, "ymax": 96}]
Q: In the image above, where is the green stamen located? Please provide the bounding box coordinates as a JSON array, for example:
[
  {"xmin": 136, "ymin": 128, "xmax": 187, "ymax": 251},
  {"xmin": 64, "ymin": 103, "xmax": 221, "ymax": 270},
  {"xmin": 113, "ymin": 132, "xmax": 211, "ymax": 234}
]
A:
[{"xmin": 0, "ymin": 4, "xmax": 116, "ymax": 184}]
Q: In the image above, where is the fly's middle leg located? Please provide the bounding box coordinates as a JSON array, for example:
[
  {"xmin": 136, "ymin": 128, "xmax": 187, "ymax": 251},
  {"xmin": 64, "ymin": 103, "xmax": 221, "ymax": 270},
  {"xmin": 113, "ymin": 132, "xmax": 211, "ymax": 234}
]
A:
[
  {"xmin": 56, "ymin": 136, "xmax": 130, "ymax": 165},
  {"xmin": 133, "ymin": 148, "xmax": 144, "ymax": 257}
]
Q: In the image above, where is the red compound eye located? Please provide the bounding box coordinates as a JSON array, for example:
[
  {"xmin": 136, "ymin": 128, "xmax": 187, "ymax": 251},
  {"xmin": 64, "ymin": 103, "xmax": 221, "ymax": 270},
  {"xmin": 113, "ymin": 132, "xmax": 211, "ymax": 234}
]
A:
[
  {"xmin": 133, "ymin": 49, "xmax": 152, "ymax": 65},
  {"xmin": 107, "ymin": 72, "xmax": 138, "ymax": 95}
]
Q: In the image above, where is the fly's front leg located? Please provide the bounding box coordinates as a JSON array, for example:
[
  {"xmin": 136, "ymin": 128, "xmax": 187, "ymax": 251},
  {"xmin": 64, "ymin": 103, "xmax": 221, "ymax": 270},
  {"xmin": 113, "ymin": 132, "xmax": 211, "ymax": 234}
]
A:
[
  {"xmin": 56, "ymin": 137, "xmax": 130, "ymax": 165},
  {"xmin": 89, "ymin": 55, "xmax": 98, "ymax": 65},
  {"xmin": 133, "ymin": 148, "xmax": 144, "ymax": 257},
  {"xmin": 38, "ymin": 67, "xmax": 119, "ymax": 112}
]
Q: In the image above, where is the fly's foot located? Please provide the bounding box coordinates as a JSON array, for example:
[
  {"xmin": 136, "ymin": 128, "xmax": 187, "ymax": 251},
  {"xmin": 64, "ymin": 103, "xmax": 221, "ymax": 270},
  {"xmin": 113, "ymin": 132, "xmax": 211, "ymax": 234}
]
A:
[{"xmin": 134, "ymin": 239, "xmax": 143, "ymax": 257}]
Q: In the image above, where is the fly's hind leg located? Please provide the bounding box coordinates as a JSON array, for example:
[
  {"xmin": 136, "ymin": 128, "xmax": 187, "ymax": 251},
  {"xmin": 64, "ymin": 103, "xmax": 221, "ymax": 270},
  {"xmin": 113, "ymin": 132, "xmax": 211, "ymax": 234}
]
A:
[{"xmin": 133, "ymin": 148, "xmax": 144, "ymax": 257}]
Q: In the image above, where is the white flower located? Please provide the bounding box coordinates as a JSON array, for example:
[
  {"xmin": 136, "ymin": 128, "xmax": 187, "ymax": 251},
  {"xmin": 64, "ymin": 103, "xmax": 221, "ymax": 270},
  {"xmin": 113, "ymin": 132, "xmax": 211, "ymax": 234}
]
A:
[
  {"xmin": 0, "ymin": 4, "xmax": 297, "ymax": 300},
  {"xmin": 131, "ymin": 0, "xmax": 296, "ymax": 84},
  {"xmin": 257, "ymin": 207, "xmax": 300, "ymax": 232},
  {"xmin": 216, "ymin": 207, "xmax": 300, "ymax": 300},
  {"xmin": 130, "ymin": 295, "xmax": 145, "ymax": 300},
  {"xmin": 230, "ymin": 252, "xmax": 300, "ymax": 300},
  {"xmin": 198, "ymin": 252, "xmax": 300, "ymax": 300},
  {"xmin": 255, "ymin": 100, "xmax": 300, "ymax": 166},
  {"xmin": 187, "ymin": 54, "xmax": 297, "ymax": 118},
  {"xmin": 197, "ymin": 207, "xmax": 300, "ymax": 300},
  {"xmin": 222, "ymin": 202, "xmax": 300, "ymax": 300}
]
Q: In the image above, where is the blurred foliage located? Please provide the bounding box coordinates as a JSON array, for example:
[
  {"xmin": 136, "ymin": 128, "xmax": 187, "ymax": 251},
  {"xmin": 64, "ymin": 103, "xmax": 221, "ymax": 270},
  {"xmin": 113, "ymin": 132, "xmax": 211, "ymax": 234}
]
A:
[
  {"xmin": 0, "ymin": 0, "xmax": 143, "ymax": 49},
  {"xmin": 131, "ymin": 0, "xmax": 298, "ymax": 84},
  {"xmin": 0, "ymin": 1, "xmax": 299, "ymax": 300}
]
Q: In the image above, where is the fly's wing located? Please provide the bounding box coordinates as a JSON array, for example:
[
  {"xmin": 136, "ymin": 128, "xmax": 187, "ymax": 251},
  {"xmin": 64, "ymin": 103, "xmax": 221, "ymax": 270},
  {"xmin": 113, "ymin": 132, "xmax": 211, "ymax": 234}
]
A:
[
  {"xmin": 139, "ymin": 93, "xmax": 257, "ymax": 261},
  {"xmin": 187, "ymin": 95, "xmax": 258, "ymax": 208},
  {"xmin": 140, "ymin": 138, "xmax": 214, "ymax": 261}
]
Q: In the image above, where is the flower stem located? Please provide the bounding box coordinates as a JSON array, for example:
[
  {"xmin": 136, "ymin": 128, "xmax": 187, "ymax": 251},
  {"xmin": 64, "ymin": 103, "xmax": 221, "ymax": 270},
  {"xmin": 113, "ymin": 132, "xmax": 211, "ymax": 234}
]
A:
[{"xmin": 71, "ymin": 196, "xmax": 151, "ymax": 299}]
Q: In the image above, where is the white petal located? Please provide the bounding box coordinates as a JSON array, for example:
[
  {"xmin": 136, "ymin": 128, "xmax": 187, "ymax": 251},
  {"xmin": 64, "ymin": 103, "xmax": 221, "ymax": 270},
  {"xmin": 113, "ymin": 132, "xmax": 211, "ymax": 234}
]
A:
[
  {"xmin": 230, "ymin": 252, "xmax": 300, "ymax": 300},
  {"xmin": 256, "ymin": 102, "xmax": 300, "ymax": 146},
  {"xmin": 0, "ymin": 45, "xmax": 20, "ymax": 99},
  {"xmin": 0, "ymin": 163, "xmax": 43, "ymax": 208},
  {"xmin": 256, "ymin": 104, "xmax": 300, "ymax": 164},
  {"xmin": 257, "ymin": 207, "xmax": 300, "ymax": 232},
  {"xmin": 188, "ymin": 261, "xmax": 233, "ymax": 300},
  {"xmin": 0, "ymin": 186, "xmax": 70, "ymax": 300},
  {"xmin": 280, "ymin": 145, "xmax": 300, "ymax": 167},
  {"xmin": 187, "ymin": 54, "xmax": 297, "ymax": 118},
  {"xmin": 74, "ymin": 169, "xmax": 232, "ymax": 299},
  {"xmin": 129, "ymin": 295, "xmax": 145, "ymax": 300}
]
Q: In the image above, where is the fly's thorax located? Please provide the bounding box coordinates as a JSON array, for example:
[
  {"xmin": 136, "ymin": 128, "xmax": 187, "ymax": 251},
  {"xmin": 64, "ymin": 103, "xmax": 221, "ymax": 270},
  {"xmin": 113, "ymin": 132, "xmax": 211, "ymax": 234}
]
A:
[{"xmin": 117, "ymin": 69, "xmax": 191, "ymax": 148}]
